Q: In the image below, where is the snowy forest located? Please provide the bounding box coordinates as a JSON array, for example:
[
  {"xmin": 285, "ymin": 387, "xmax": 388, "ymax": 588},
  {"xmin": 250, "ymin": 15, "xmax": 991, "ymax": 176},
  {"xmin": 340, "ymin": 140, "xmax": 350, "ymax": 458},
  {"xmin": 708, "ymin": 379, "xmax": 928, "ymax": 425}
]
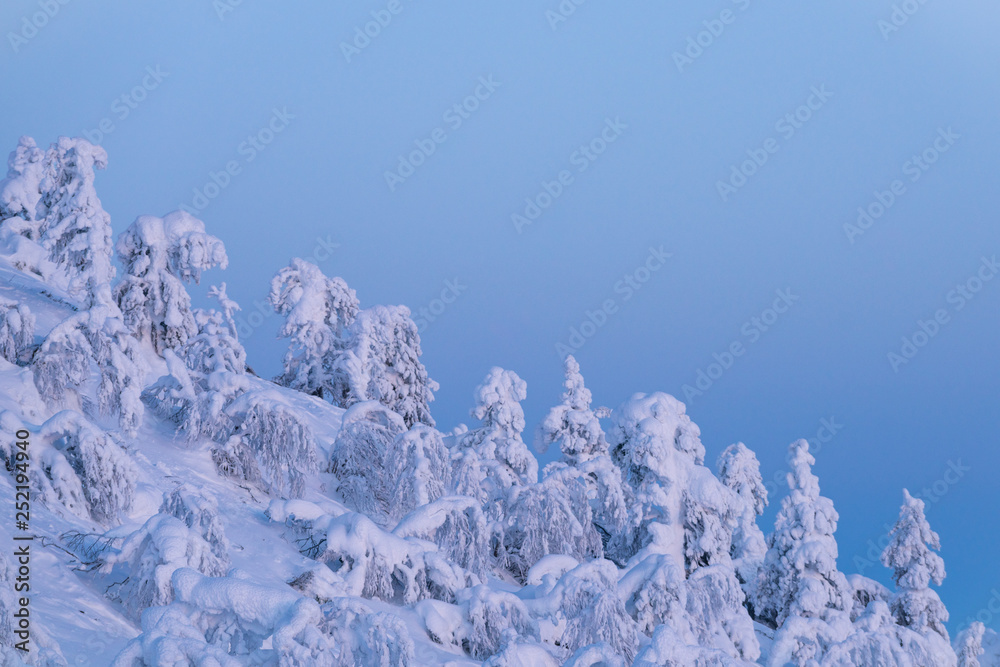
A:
[{"xmin": 0, "ymin": 135, "xmax": 994, "ymax": 667}]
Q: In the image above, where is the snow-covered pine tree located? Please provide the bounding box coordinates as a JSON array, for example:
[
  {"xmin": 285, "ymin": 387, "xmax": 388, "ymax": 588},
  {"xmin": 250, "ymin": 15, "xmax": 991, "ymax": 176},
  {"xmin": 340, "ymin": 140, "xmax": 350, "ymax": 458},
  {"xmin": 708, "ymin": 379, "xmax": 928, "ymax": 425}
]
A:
[
  {"xmin": 33, "ymin": 305, "xmax": 148, "ymax": 435},
  {"xmin": 536, "ymin": 355, "xmax": 635, "ymax": 564},
  {"xmin": 0, "ymin": 297, "xmax": 35, "ymax": 365},
  {"xmin": 605, "ymin": 392, "xmax": 706, "ymax": 563},
  {"xmin": 956, "ymin": 622, "xmax": 985, "ymax": 667},
  {"xmin": 717, "ymin": 442, "xmax": 768, "ymax": 593},
  {"xmin": 754, "ymin": 440, "xmax": 851, "ymax": 629},
  {"xmin": 332, "ymin": 304, "xmax": 438, "ymax": 427},
  {"xmin": 269, "ymin": 257, "xmax": 358, "ymax": 399},
  {"xmin": 881, "ymin": 489, "xmax": 950, "ymax": 640},
  {"xmin": 0, "ymin": 137, "xmax": 55, "ymax": 280},
  {"xmin": 114, "ymin": 211, "xmax": 228, "ymax": 354},
  {"xmin": 453, "ymin": 367, "xmax": 538, "ymax": 522},
  {"xmin": 36, "ymin": 137, "xmax": 116, "ymax": 306}
]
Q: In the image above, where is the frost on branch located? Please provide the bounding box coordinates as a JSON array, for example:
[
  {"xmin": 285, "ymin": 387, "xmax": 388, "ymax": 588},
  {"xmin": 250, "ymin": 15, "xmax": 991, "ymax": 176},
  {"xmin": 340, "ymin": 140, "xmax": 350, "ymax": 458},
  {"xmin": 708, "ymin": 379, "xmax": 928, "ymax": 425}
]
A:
[
  {"xmin": 332, "ymin": 304, "xmax": 438, "ymax": 427},
  {"xmin": 753, "ymin": 439, "xmax": 851, "ymax": 629},
  {"xmin": 327, "ymin": 401, "xmax": 407, "ymax": 523},
  {"xmin": 33, "ymin": 306, "xmax": 148, "ymax": 435},
  {"xmin": 881, "ymin": 488, "xmax": 950, "ymax": 640},
  {"xmin": 633, "ymin": 623, "xmax": 757, "ymax": 667},
  {"xmin": 101, "ymin": 513, "xmax": 229, "ymax": 619},
  {"xmin": 0, "ymin": 297, "xmax": 35, "ymax": 365},
  {"xmin": 269, "ymin": 258, "xmax": 358, "ymax": 400},
  {"xmin": 114, "ymin": 211, "xmax": 228, "ymax": 354},
  {"xmin": 393, "ymin": 495, "xmax": 490, "ymax": 579}
]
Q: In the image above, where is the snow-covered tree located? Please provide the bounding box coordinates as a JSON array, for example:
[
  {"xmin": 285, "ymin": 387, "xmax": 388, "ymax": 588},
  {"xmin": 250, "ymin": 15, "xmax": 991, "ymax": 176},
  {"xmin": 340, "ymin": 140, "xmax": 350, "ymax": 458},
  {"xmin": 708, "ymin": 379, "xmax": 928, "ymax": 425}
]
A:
[
  {"xmin": 36, "ymin": 137, "xmax": 116, "ymax": 305},
  {"xmin": 114, "ymin": 210, "xmax": 228, "ymax": 353},
  {"xmin": 221, "ymin": 392, "xmax": 320, "ymax": 498},
  {"xmin": 113, "ymin": 569, "xmax": 332, "ymax": 666},
  {"xmin": 385, "ymin": 424, "xmax": 451, "ymax": 523},
  {"xmin": 33, "ymin": 305, "xmax": 148, "ymax": 435},
  {"xmin": 2, "ymin": 411, "xmax": 136, "ymax": 524},
  {"xmin": 717, "ymin": 442, "xmax": 768, "ymax": 590},
  {"xmin": 0, "ymin": 297, "xmax": 34, "ymax": 365},
  {"xmin": 102, "ymin": 513, "xmax": 229, "ymax": 619},
  {"xmin": 881, "ymin": 488, "xmax": 950, "ymax": 640},
  {"xmin": 754, "ymin": 439, "xmax": 851, "ymax": 628},
  {"xmin": 160, "ymin": 484, "xmax": 230, "ymax": 563},
  {"xmin": 319, "ymin": 598, "xmax": 415, "ymax": 667},
  {"xmin": 453, "ymin": 367, "xmax": 538, "ymax": 521},
  {"xmin": 328, "ymin": 401, "xmax": 408, "ymax": 523},
  {"xmin": 503, "ymin": 471, "xmax": 602, "ymax": 582},
  {"xmin": 606, "ymin": 392, "xmax": 706, "ymax": 561},
  {"xmin": 536, "ymin": 355, "xmax": 605, "ymax": 464},
  {"xmin": 956, "ymin": 622, "xmax": 986, "ymax": 667},
  {"xmin": 537, "ymin": 355, "xmax": 635, "ymax": 564},
  {"xmin": 543, "ymin": 560, "xmax": 640, "ymax": 662},
  {"xmin": 269, "ymin": 257, "xmax": 358, "ymax": 399},
  {"xmin": 459, "ymin": 585, "xmax": 538, "ymax": 660},
  {"xmin": 393, "ymin": 496, "xmax": 491, "ymax": 579},
  {"xmin": 332, "ymin": 304, "xmax": 438, "ymax": 427},
  {"xmin": 0, "ymin": 136, "xmax": 45, "ymax": 235}
]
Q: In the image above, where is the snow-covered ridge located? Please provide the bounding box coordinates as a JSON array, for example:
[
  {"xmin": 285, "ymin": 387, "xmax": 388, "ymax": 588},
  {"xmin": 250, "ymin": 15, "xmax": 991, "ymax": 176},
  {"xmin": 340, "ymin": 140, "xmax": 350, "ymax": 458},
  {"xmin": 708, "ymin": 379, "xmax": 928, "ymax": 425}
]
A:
[{"xmin": 0, "ymin": 135, "xmax": 990, "ymax": 666}]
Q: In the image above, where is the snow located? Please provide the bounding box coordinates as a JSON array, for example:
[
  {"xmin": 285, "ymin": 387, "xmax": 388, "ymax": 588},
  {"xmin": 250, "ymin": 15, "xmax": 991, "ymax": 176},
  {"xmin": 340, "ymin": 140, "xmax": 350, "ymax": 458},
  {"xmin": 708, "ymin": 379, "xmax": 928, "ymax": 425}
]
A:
[{"xmin": 0, "ymin": 135, "xmax": 980, "ymax": 667}]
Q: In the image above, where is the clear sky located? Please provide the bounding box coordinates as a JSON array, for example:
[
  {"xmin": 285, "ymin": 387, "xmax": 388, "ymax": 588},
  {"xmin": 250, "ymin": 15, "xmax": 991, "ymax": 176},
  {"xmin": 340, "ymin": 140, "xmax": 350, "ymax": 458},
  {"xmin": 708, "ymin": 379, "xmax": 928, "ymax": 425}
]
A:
[{"xmin": 2, "ymin": 0, "xmax": 999, "ymax": 633}]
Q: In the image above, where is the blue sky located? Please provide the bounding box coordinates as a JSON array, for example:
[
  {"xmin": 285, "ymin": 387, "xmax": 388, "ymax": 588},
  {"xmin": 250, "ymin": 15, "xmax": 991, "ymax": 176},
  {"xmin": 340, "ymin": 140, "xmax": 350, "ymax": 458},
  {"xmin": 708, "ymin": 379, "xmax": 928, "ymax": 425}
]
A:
[{"xmin": 2, "ymin": 0, "xmax": 999, "ymax": 631}]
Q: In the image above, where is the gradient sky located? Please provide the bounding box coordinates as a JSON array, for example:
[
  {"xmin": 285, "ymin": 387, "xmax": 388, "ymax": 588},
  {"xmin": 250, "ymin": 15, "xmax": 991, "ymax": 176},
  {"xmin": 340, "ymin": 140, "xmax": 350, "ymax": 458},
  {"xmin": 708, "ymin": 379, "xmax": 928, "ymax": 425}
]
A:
[{"xmin": 2, "ymin": 0, "xmax": 999, "ymax": 633}]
